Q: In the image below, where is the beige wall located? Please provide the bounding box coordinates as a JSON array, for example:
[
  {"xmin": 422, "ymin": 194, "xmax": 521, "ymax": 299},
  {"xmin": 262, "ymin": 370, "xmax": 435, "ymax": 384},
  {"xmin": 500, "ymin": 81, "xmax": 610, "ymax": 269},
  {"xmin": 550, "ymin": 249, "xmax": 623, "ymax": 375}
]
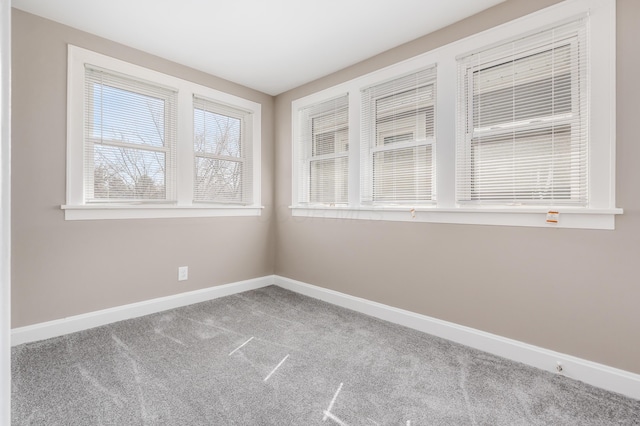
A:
[
  {"xmin": 274, "ymin": 0, "xmax": 640, "ymax": 375},
  {"xmin": 11, "ymin": 9, "xmax": 275, "ymax": 327}
]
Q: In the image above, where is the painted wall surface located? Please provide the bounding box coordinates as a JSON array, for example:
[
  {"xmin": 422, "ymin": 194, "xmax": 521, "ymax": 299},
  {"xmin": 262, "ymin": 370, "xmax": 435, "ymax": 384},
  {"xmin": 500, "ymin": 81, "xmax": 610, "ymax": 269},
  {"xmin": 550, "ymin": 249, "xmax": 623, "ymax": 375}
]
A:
[
  {"xmin": 1, "ymin": 1, "xmax": 11, "ymax": 424},
  {"xmin": 274, "ymin": 0, "xmax": 640, "ymax": 375},
  {"xmin": 11, "ymin": 9, "xmax": 275, "ymax": 327}
]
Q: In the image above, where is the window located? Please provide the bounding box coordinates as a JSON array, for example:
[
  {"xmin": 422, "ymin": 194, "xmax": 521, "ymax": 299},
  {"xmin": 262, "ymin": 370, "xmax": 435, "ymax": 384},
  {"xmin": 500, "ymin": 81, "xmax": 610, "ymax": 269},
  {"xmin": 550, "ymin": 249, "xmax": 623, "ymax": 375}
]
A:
[
  {"xmin": 291, "ymin": 0, "xmax": 619, "ymax": 229},
  {"xmin": 456, "ymin": 18, "xmax": 587, "ymax": 206},
  {"xmin": 296, "ymin": 95, "xmax": 349, "ymax": 205},
  {"xmin": 361, "ymin": 67, "xmax": 436, "ymax": 205},
  {"xmin": 65, "ymin": 46, "xmax": 262, "ymax": 220},
  {"xmin": 193, "ymin": 97, "xmax": 253, "ymax": 204},
  {"xmin": 85, "ymin": 67, "xmax": 177, "ymax": 203}
]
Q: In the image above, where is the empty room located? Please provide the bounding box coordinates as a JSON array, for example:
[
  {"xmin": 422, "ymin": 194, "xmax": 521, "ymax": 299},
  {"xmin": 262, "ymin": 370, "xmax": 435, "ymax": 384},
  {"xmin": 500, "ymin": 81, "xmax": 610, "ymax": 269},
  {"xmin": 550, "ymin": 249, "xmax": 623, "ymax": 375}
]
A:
[{"xmin": 2, "ymin": 0, "xmax": 640, "ymax": 424}]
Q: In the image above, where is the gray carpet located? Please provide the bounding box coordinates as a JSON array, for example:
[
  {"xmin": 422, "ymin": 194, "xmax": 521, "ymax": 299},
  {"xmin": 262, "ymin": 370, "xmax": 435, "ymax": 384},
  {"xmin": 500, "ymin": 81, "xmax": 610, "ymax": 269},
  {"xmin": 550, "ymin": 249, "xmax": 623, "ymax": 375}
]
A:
[{"xmin": 11, "ymin": 286, "xmax": 640, "ymax": 425}]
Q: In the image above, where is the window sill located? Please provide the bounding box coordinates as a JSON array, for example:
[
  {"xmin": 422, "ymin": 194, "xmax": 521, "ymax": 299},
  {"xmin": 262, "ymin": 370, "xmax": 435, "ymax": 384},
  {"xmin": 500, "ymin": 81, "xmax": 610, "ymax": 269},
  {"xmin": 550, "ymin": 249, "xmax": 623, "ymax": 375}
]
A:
[
  {"xmin": 290, "ymin": 205, "xmax": 623, "ymax": 230},
  {"xmin": 61, "ymin": 204, "xmax": 264, "ymax": 221}
]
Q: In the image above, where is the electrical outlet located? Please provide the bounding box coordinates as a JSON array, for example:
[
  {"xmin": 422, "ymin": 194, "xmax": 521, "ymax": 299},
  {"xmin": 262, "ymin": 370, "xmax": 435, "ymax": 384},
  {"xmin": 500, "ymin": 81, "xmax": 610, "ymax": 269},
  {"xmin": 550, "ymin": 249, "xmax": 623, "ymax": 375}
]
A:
[{"xmin": 178, "ymin": 266, "xmax": 188, "ymax": 281}]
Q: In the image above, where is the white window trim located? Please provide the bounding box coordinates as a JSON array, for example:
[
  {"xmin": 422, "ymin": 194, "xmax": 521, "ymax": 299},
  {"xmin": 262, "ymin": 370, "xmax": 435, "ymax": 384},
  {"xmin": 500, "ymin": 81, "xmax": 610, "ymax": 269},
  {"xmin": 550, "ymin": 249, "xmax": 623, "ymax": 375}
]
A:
[
  {"xmin": 64, "ymin": 45, "xmax": 262, "ymax": 220},
  {"xmin": 290, "ymin": 0, "xmax": 621, "ymax": 230}
]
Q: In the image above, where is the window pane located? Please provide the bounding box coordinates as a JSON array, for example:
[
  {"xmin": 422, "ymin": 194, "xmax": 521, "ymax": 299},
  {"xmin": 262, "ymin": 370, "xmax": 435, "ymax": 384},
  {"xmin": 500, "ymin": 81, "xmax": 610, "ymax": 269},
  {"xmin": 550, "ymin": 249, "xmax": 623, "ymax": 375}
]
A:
[
  {"xmin": 313, "ymin": 128, "xmax": 348, "ymax": 156},
  {"xmin": 473, "ymin": 45, "xmax": 572, "ymax": 130},
  {"xmin": 194, "ymin": 157, "xmax": 243, "ymax": 203},
  {"xmin": 373, "ymin": 145, "xmax": 433, "ymax": 202},
  {"xmin": 92, "ymin": 145, "xmax": 166, "ymax": 200},
  {"xmin": 376, "ymin": 105, "xmax": 434, "ymax": 147},
  {"xmin": 194, "ymin": 108, "xmax": 241, "ymax": 157},
  {"xmin": 470, "ymin": 128, "xmax": 579, "ymax": 202},
  {"xmin": 89, "ymin": 83, "xmax": 166, "ymax": 148},
  {"xmin": 309, "ymin": 157, "xmax": 348, "ymax": 204}
]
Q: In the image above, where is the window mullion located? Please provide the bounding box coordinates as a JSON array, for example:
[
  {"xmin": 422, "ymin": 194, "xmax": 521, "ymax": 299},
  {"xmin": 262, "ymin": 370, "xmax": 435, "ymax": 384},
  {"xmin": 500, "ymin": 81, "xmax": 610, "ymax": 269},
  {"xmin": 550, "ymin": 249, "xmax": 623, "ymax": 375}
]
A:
[
  {"xmin": 348, "ymin": 88, "xmax": 361, "ymax": 207},
  {"xmin": 176, "ymin": 89, "xmax": 193, "ymax": 206}
]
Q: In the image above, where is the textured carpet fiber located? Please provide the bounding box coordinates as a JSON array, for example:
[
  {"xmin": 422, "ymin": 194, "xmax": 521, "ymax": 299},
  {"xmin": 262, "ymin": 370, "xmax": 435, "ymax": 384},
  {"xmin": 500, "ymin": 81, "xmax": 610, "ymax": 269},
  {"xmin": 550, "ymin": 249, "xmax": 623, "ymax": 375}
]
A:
[{"xmin": 12, "ymin": 286, "xmax": 640, "ymax": 425}]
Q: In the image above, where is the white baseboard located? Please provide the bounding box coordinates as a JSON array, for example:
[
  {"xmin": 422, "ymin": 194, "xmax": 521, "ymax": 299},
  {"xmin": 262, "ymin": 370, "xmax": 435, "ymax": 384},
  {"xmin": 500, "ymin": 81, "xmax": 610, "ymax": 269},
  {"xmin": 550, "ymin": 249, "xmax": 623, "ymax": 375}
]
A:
[
  {"xmin": 274, "ymin": 275, "xmax": 640, "ymax": 401},
  {"xmin": 11, "ymin": 275, "xmax": 275, "ymax": 346}
]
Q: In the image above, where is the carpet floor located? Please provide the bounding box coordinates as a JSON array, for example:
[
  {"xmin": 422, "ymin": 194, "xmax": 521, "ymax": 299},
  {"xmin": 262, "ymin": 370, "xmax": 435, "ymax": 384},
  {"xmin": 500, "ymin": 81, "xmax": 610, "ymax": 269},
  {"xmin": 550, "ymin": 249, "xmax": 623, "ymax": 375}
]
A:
[{"xmin": 11, "ymin": 285, "xmax": 640, "ymax": 425}]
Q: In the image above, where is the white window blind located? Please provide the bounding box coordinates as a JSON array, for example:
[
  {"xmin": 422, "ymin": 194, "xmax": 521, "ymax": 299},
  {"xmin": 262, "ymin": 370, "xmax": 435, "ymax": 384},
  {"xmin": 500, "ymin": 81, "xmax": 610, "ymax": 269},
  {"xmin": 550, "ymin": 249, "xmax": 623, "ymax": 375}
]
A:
[
  {"xmin": 193, "ymin": 97, "xmax": 253, "ymax": 204},
  {"xmin": 456, "ymin": 18, "xmax": 588, "ymax": 205},
  {"xmin": 298, "ymin": 95, "xmax": 349, "ymax": 205},
  {"xmin": 361, "ymin": 67, "xmax": 436, "ymax": 204},
  {"xmin": 84, "ymin": 66, "xmax": 177, "ymax": 202}
]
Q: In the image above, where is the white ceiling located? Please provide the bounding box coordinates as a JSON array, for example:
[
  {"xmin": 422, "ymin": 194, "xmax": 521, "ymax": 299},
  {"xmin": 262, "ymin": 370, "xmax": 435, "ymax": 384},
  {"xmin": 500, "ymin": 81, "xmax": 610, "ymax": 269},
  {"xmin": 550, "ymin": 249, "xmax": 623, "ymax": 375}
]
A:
[{"xmin": 12, "ymin": 0, "xmax": 506, "ymax": 95}]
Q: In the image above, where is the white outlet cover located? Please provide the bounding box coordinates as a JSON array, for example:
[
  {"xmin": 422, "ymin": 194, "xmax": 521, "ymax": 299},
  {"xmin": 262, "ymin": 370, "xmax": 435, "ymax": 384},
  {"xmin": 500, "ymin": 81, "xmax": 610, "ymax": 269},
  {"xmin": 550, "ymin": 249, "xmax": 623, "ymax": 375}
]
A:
[{"xmin": 178, "ymin": 266, "xmax": 188, "ymax": 281}]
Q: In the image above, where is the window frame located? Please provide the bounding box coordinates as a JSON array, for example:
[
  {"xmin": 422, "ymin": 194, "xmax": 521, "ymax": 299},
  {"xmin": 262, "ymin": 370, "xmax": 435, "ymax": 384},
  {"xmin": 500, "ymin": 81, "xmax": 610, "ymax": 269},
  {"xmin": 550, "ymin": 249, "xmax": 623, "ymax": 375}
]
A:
[
  {"xmin": 362, "ymin": 69, "xmax": 437, "ymax": 206},
  {"xmin": 84, "ymin": 66, "xmax": 178, "ymax": 203},
  {"xmin": 192, "ymin": 96, "xmax": 254, "ymax": 205},
  {"xmin": 295, "ymin": 94, "xmax": 350, "ymax": 206},
  {"xmin": 64, "ymin": 45, "xmax": 262, "ymax": 220},
  {"xmin": 457, "ymin": 25, "xmax": 587, "ymax": 206},
  {"xmin": 291, "ymin": 0, "xmax": 620, "ymax": 230},
  {"xmin": 308, "ymin": 110, "xmax": 349, "ymax": 205}
]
